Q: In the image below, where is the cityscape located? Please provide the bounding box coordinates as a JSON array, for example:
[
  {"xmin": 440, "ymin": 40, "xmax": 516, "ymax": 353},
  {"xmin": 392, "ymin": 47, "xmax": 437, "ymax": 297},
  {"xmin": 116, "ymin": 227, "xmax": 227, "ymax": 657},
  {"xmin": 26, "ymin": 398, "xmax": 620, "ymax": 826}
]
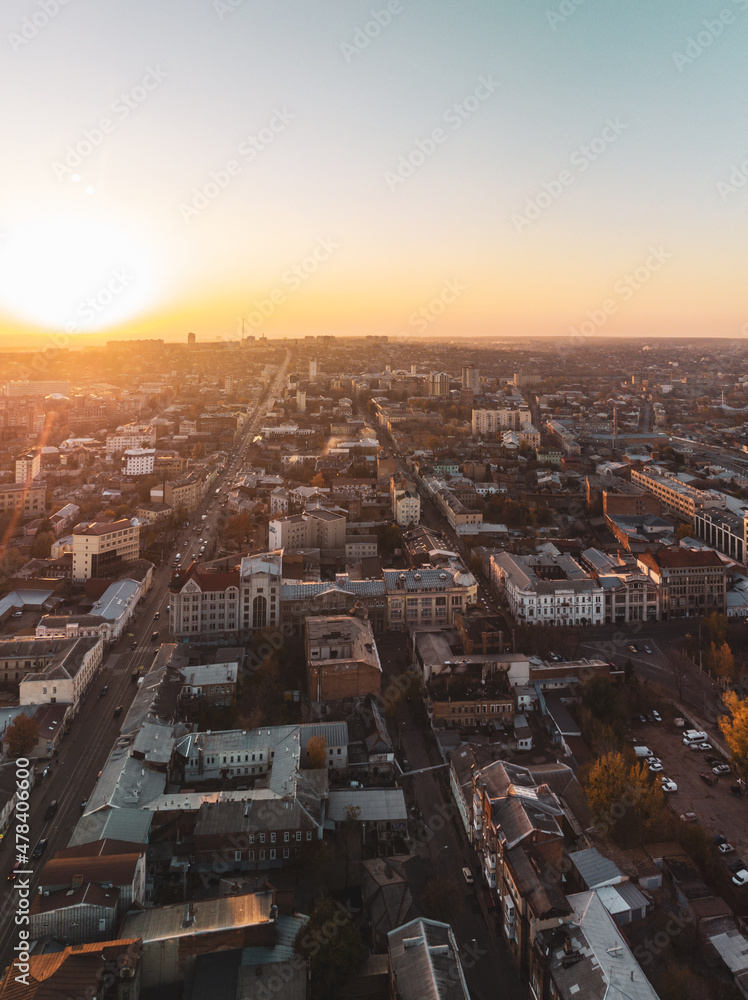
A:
[
  {"xmin": 2, "ymin": 1, "xmax": 748, "ymax": 999},
  {"xmin": 0, "ymin": 336, "xmax": 746, "ymax": 1000}
]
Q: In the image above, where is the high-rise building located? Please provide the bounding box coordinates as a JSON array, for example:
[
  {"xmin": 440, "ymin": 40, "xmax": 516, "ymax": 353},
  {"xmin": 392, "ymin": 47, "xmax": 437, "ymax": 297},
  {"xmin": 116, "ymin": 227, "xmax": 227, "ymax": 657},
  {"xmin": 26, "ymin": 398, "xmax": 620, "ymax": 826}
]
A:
[
  {"xmin": 296, "ymin": 390, "xmax": 306, "ymax": 412},
  {"xmin": 309, "ymin": 360, "xmax": 317, "ymax": 380},
  {"xmin": 15, "ymin": 451, "xmax": 41, "ymax": 484},
  {"xmin": 427, "ymin": 372, "xmax": 450, "ymax": 396},
  {"xmin": 187, "ymin": 332, "xmax": 196, "ymax": 346},
  {"xmin": 461, "ymin": 365, "xmax": 480, "ymax": 392}
]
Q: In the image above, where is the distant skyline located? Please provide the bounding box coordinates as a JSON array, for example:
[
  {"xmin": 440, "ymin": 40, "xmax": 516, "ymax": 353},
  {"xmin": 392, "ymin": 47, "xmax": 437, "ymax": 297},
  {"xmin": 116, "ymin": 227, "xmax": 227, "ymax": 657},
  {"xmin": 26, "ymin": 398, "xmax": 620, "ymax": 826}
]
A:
[{"xmin": 2, "ymin": 0, "xmax": 747, "ymax": 345}]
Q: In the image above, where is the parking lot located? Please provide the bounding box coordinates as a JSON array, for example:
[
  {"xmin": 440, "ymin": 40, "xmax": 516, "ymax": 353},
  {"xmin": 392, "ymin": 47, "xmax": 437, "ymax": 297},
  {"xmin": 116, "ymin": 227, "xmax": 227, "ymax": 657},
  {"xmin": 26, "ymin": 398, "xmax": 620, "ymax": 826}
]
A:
[{"xmin": 631, "ymin": 713, "xmax": 747, "ymax": 858}]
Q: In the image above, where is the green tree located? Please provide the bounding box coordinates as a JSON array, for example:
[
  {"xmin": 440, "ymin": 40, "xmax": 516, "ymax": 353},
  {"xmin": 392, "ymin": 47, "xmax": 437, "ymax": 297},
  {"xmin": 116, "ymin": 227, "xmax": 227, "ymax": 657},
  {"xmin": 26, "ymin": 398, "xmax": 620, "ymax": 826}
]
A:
[
  {"xmin": 295, "ymin": 897, "xmax": 366, "ymax": 1000},
  {"xmin": 3, "ymin": 713, "xmax": 40, "ymax": 757}
]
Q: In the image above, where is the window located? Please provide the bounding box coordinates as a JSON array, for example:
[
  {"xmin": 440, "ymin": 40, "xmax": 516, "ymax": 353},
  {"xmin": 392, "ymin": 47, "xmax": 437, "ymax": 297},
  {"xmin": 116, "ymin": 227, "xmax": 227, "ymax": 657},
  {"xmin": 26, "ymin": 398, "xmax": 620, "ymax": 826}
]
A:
[
  {"xmin": 296, "ymin": 831, "xmax": 301, "ymax": 842},
  {"xmin": 260, "ymin": 833, "xmax": 265, "ymax": 843},
  {"xmin": 283, "ymin": 848, "xmax": 289, "ymax": 859},
  {"xmin": 306, "ymin": 831, "xmax": 312, "ymax": 841},
  {"xmin": 270, "ymin": 849, "xmax": 276, "ymax": 860},
  {"xmin": 284, "ymin": 831, "xmax": 289, "ymax": 842},
  {"xmin": 270, "ymin": 832, "xmax": 276, "ymax": 843}
]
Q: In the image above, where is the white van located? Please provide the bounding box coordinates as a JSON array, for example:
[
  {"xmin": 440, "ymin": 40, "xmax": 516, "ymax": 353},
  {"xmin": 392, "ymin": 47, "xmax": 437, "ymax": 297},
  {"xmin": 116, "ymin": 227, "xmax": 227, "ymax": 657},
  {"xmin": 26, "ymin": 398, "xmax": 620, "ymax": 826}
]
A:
[{"xmin": 683, "ymin": 730, "xmax": 708, "ymax": 744}]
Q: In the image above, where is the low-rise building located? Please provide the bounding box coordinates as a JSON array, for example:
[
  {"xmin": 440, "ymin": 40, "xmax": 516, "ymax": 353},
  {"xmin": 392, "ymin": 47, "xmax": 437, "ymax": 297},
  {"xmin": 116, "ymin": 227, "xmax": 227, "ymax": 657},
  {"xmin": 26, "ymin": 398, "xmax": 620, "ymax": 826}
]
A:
[
  {"xmin": 491, "ymin": 550, "xmax": 604, "ymax": 626},
  {"xmin": 306, "ymin": 613, "xmax": 381, "ymax": 702},
  {"xmin": 637, "ymin": 546, "xmax": 727, "ymax": 619},
  {"xmin": 0, "ymin": 480, "xmax": 46, "ymax": 518},
  {"xmin": 19, "ymin": 635, "xmax": 104, "ymax": 714}
]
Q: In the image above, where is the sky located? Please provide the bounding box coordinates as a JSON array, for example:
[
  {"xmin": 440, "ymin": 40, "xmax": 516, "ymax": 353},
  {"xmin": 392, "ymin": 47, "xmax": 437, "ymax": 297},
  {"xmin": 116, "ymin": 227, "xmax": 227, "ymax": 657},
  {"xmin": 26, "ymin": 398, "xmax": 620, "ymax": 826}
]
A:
[{"xmin": 1, "ymin": 0, "xmax": 747, "ymax": 346}]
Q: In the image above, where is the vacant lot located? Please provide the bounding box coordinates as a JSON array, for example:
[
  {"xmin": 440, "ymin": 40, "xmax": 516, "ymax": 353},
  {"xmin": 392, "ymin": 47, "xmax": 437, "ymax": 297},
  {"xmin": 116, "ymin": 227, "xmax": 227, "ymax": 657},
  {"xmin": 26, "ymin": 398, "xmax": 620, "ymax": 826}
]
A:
[{"xmin": 632, "ymin": 714, "xmax": 748, "ymax": 856}]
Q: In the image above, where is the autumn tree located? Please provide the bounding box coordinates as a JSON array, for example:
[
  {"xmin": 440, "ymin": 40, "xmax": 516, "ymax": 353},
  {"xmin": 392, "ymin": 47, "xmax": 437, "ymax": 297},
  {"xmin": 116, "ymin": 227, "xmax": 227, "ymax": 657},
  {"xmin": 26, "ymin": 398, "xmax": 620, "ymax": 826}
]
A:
[
  {"xmin": 307, "ymin": 734, "xmax": 327, "ymax": 769},
  {"xmin": 703, "ymin": 612, "xmax": 729, "ymax": 648},
  {"xmin": 707, "ymin": 641, "xmax": 735, "ymax": 684},
  {"xmin": 310, "ymin": 473, "xmax": 326, "ymax": 488},
  {"xmin": 720, "ymin": 691, "xmax": 748, "ymax": 773},
  {"xmin": 675, "ymin": 523, "xmax": 693, "ymax": 542},
  {"xmin": 30, "ymin": 530, "xmax": 55, "ymax": 558},
  {"xmin": 3, "ymin": 713, "xmax": 40, "ymax": 757}
]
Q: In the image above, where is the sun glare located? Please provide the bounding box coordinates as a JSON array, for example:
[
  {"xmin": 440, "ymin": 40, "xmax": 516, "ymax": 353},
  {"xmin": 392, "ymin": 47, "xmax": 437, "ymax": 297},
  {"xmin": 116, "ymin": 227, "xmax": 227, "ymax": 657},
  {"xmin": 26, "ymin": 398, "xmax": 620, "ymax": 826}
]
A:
[{"xmin": 0, "ymin": 214, "xmax": 153, "ymax": 333}]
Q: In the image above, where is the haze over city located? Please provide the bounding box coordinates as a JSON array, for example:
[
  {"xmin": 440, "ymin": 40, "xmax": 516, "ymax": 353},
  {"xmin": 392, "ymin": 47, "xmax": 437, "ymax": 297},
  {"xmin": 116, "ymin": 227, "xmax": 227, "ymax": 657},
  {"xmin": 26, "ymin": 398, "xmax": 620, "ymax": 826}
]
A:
[{"xmin": 1, "ymin": 0, "xmax": 747, "ymax": 346}]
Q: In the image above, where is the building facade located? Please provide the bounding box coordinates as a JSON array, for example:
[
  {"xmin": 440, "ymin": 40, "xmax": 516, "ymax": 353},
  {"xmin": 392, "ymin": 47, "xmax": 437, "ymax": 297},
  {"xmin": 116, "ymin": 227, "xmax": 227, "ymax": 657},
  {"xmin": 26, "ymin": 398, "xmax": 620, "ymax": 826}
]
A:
[{"xmin": 71, "ymin": 519, "xmax": 140, "ymax": 583}]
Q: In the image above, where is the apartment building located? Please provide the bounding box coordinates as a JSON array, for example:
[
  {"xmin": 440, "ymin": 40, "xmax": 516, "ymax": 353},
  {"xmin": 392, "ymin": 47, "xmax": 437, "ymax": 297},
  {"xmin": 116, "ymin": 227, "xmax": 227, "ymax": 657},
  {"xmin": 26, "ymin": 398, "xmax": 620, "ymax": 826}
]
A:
[
  {"xmin": 637, "ymin": 546, "xmax": 727, "ymax": 619},
  {"xmin": 0, "ymin": 481, "xmax": 46, "ymax": 518},
  {"xmin": 5, "ymin": 380, "xmax": 69, "ymax": 397},
  {"xmin": 162, "ymin": 471, "xmax": 205, "ymax": 512},
  {"xmin": 71, "ymin": 519, "xmax": 140, "ymax": 583},
  {"xmin": 15, "ymin": 450, "xmax": 41, "ymax": 483},
  {"xmin": 268, "ymin": 508, "xmax": 346, "ymax": 552},
  {"xmin": 123, "ymin": 448, "xmax": 155, "ymax": 476},
  {"xmin": 490, "ymin": 550, "xmax": 605, "ymax": 626},
  {"xmin": 393, "ymin": 489, "xmax": 421, "ymax": 527},
  {"xmin": 631, "ymin": 466, "xmax": 727, "ymax": 522},
  {"xmin": 384, "ymin": 566, "xmax": 478, "ymax": 632},
  {"xmin": 472, "ymin": 408, "xmax": 531, "ymax": 435},
  {"xmin": 427, "ymin": 371, "xmax": 450, "ymax": 396},
  {"xmin": 461, "ymin": 365, "xmax": 480, "ymax": 392},
  {"xmin": 105, "ymin": 423, "xmax": 156, "ymax": 453}
]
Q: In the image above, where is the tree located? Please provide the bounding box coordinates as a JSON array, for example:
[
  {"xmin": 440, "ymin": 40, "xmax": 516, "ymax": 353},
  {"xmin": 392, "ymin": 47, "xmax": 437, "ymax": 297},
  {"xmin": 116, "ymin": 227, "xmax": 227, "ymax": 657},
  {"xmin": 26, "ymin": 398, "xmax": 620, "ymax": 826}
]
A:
[
  {"xmin": 192, "ymin": 442, "xmax": 206, "ymax": 460},
  {"xmin": 703, "ymin": 612, "xmax": 729, "ymax": 648},
  {"xmin": 675, "ymin": 523, "xmax": 693, "ymax": 541},
  {"xmin": 720, "ymin": 691, "xmax": 748, "ymax": 774},
  {"xmin": 670, "ymin": 658, "xmax": 688, "ymax": 701},
  {"xmin": 30, "ymin": 530, "xmax": 55, "ymax": 558},
  {"xmin": 295, "ymin": 897, "xmax": 366, "ymax": 1000},
  {"xmin": 707, "ymin": 641, "xmax": 735, "ymax": 685},
  {"xmin": 310, "ymin": 473, "xmax": 326, "ymax": 488},
  {"xmin": 3, "ymin": 713, "xmax": 39, "ymax": 757},
  {"xmin": 307, "ymin": 734, "xmax": 327, "ymax": 769}
]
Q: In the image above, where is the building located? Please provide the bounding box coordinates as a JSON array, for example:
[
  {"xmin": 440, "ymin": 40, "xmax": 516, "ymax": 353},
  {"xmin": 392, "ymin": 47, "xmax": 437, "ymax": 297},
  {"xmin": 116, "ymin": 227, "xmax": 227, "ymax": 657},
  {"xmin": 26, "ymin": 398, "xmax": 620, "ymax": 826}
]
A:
[
  {"xmin": 694, "ymin": 507, "xmax": 746, "ymax": 564},
  {"xmin": 268, "ymin": 509, "xmax": 346, "ymax": 552},
  {"xmin": 637, "ymin": 546, "xmax": 727, "ymax": 619},
  {"xmin": 169, "ymin": 550, "xmax": 282, "ymax": 643},
  {"xmin": 461, "ymin": 364, "xmax": 480, "ymax": 392},
  {"xmin": 309, "ymin": 359, "xmax": 317, "ymax": 379},
  {"xmin": 602, "ymin": 488, "xmax": 661, "ymax": 517},
  {"xmin": 490, "ymin": 550, "xmax": 604, "ymax": 626},
  {"xmin": 388, "ymin": 918, "xmax": 471, "ymax": 1000},
  {"xmin": 545, "ymin": 420, "xmax": 581, "ymax": 457},
  {"xmin": 472, "ymin": 408, "xmax": 531, "ymax": 435},
  {"xmin": 71, "ymin": 519, "xmax": 140, "ymax": 583},
  {"xmin": 305, "ymin": 613, "xmax": 382, "ymax": 702},
  {"xmin": 392, "ymin": 489, "xmax": 421, "ymax": 527},
  {"xmin": 384, "ymin": 565, "xmax": 478, "ymax": 632},
  {"xmin": 5, "ymin": 379, "xmax": 69, "ymax": 397},
  {"xmin": 426, "ymin": 665, "xmax": 514, "ymax": 730},
  {"xmin": 19, "ymin": 636, "xmax": 104, "ymax": 713},
  {"xmin": 163, "ymin": 471, "xmax": 205, "ymax": 512},
  {"xmin": 0, "ymin": 480, "xmax": 46, "ymax": 518},
  {"xmin": 513, "ymin": 372, "xmax": 542, "ymax": 388},
  {"xmin": 179, "ymin": 660, "xmax": 238, "ymax": 710},
  {"xmin": 123, "ymin": 447, "xmax": 156, "ymax": 476},
  {"xmin": 106, "ymin": 423, "xmax": 156, "ymax": 453},
  {"xmin": 0, "ymin": 638, "xmax": 85, "ymax": 688},
  {"xmin": 580, "ymin": 548, "xmax": 660, "ymax": 623},
  {"xmin": 0, "ymin": 939, "xmax": 141, "ymax": 1000},
  {"xmin": 15, "ymin": 450, "xmax": 41, "ymax": 483},
  {"xmin": 631, "ymin": 466, "xmax": 727, "ymax": 522},
  {"xmin": 427, "ymin": 371, "xmax": 450, "ymax": 396}
]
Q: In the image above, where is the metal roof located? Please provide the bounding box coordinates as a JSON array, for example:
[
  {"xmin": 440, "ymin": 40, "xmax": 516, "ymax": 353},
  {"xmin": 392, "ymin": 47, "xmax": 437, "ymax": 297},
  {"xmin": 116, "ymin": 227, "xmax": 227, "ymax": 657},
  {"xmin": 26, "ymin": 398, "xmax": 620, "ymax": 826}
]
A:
[
  {"xmin": 568, "ymin": 848, "xmax": 624, "ymax": 889},
  {"xmin": 327, "ymin": 788, "xmax": 407, "ymax": 822}
]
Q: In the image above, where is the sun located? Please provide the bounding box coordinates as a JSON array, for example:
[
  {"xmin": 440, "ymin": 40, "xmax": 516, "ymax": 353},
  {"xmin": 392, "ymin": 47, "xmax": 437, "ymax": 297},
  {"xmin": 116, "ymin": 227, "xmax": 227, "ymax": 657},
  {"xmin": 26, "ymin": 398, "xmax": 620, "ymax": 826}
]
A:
[{"xmin": 0, "ymin": 213, "xmax": 153, "ymax": 333}]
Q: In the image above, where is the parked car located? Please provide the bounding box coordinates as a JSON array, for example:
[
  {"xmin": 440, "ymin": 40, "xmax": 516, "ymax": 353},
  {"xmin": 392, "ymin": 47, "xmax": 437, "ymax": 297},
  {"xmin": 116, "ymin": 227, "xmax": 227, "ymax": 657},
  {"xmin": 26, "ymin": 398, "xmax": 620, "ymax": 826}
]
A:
[
  {"xmin": 643, "ymin": 644, "xmax": 652, "ymax": 654},
  {"xmin": 32, "ymin": 839, "xmax": 48, "ymax": 858},
  {"xmin": 80, "ymin": 799, "xmax": 88, "ymax": 812},
  {"xmin": 628, "ymin": 643, "xmax": 639, "ymax": 653},
  {"xmin": 651, "ymin": 710, "xmax": 661, "ymax": 722},
  {"xmin": 714, "ymin": 835, "xmax": 728, "ymax": 846},
  {"xmin": 648, "ymin": 762, "xmax": 663, "ymax": 772},
  {"xmin": 700, "ymin": 773, "xmax": 718, "ymax": 786},
  {"xmin": 704, "ymin": 755, "xmax": 720, "ymax": 765},
  {"xmin": 462, "ymin": 867, "xmax": 474, "ymax": 884},
  {"xmin": 719, "ymin": 843, "xmax": 735, "ymax": 855},
  {"xmin": 728, "ymin": 858, "xmax": 746, "ymax": 873},
  {"xmin": 732, "ymin": 869, "xmax": 748, "ymax": 886},
  {"xmin": 44, "ymin": 800, "xmax": 58, "ymax": 821},
  {"xmin": 680, "ymin": 812, "xmax": 698, "ymax": 822},
  {"xmin": 661, "ymin": 778, "xmax": 677, "ymax": 793},
  {"xmin": 113, "ymin": 705, "xmax": 123, "ymax": 718},
  {"xmin": 713, "ymin": 764, "xmax": 732, "ymax": 775}
]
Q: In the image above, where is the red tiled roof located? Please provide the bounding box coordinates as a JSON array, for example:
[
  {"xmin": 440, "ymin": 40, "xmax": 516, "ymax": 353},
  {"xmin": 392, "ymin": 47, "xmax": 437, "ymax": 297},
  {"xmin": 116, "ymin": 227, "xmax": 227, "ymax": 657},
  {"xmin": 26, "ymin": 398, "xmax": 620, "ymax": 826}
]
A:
[
  {"xmin": 39, "ymin": 853, "xmax": 141, "ymax": 888},
  {"xmin": 640, "ymin": 547, "xmax": 724, "ymax": 570},
  {"xmin": 0, "ymin": 939, "xmax": 141, "ymax": 1000}
]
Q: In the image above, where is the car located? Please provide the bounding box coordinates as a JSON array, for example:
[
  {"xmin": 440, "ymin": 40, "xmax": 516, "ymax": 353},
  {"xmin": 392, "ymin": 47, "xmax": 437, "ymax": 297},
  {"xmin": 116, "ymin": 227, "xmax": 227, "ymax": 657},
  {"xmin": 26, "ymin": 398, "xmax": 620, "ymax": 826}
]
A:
[
  {"xmin": 643, "ymin": 644, "xmax": 652, "ymax": 654},
  {"xmin": 32, "ymin": 839, "xmax": 48, "ymax": 858},
  {"xmin": 704, "ymin": 755, "xmax": 720, "ymax": 765},
  {"xmin": 44, "ymin": 800, "xmax": 58, "ymax": 821},
  {"xmin": 680, "ymin": 812, "xmax": 698, "ymax": 822},
  {"xmin": 638, "ymin": 714, "xmax": 647, "ymax": 724},
  {"xmin": 462, "ymin": 866, "xmax": 474, "ymax": 884},
  {"xmin": 628, "ymin": 643, "xmax": 639, "ymax": 653},
  {"xmin": 714, "ymin": 764, "xmax": 732, "ymax": 775},
  {"xmin": 719, "ymin": 843, "xmax": 735, "ymax": 854},
  {"xmin": 700, "ymin": 772, "xmax": 718, "ymax": 785},
  {"xmin": 11, "ymin": 611, "xmax": 23, "ymax": 617},
  {"xmin": 100, "ymin": 685, "xmax": 108, "ymax": 697},
  {"xmin": 402, "ymin": 760, "xmax": 411, "ymax": 772},
  {"xmin": 113, "ymin": 705, "xmax": 123, "ymax": 718},
  {"xmin": 166, "ymin": 605, "xmax": 170, "ymax": 613},
  {"xmin": 652, "ymin": 710, "xmax": 661, "ymax": 722},
  {"xmin": 728, "ymin": 858, "xmax": 746, "ymax": 873},
  {"xmin": 80, "ymin": 799, "xmax": 88, "ymax": 812},
  {"xmin": 732, "ymin": 869, "xmax": 748, "ymax": 886},
  {"xmin": 7, "ymin": 863, "xmax": 25, "ymax": 881},
  {"xmin": 648, "ymin": 762, "xmax": 663, "ymax": 772},
  {"xmin": 151, "ymin": 631, "xmax": 159, "ymax": 641},
  {"xmin": 645, "ymin": 756, "xmax": 661, "ymax": 765},
  {"xmin": 714, "ymin": 835, "xmax": 728, "ymax": 846},
  {"xmin": 661, "ymin": 777, "xmax": 677, "ymax": 793},
  {"xmin": 153, "ymin": 612, "xmax": 160, "ymax": 620},
  {"xmin": 129, "ymin": 641, "xmax": 137, "ymax": 650}
]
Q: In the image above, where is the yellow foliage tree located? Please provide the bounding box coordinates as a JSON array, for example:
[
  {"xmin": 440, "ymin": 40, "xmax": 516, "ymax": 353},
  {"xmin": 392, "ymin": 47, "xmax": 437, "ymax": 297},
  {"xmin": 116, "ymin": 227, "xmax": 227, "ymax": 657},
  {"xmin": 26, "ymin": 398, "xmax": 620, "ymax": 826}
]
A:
[
  {"xmin": 720, "ymin": 691, "xmax": 748, "ymax": 773},
  {"xmin": 306, "ymin": 734, "xmax": 327, "ymax": 769}
]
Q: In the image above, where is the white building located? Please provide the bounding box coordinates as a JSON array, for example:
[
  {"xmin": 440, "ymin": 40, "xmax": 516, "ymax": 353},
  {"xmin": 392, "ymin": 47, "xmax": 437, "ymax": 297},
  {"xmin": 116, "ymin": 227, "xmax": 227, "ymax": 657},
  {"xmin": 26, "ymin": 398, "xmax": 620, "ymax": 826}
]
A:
[
  {"xmin": 393, "ymin": 490, "xmax": 421, "ymax": 527},
  {"xmin": 106, "ymin": 424, "xmax": 156, "ymax": 454},
  {"xmin": 15, "ymin": 451, "xmax": 41, "ymax": 484},
  {"xmin": 71, "ymin": 519, "xmax": 141, "ymax": 583},
  {"xmin": 472, "ymin": 408, "xmax": 531, "ymax": 435},
  {"xmin": 123, "ymin": 448, "xmax": 156, "ymax": 476},
  {"xmin": 490, "ymin": 550, "xmax": 604, "ymax": 626},
  {"xmin": 19, "ymin": 636, "xmax": 104, "ymax": 713},
  {"xmin": 268, "ymin": 509, "xmax": 346, "ymax": 552}
]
